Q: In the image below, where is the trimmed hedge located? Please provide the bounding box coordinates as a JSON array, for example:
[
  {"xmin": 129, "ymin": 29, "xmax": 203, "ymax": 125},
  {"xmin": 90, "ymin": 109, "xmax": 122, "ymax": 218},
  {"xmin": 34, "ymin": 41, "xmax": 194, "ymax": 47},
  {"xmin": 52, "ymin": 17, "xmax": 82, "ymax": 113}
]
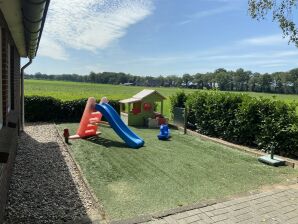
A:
[
  {"xmin": 25, "ymin": 96, "xmax": 120, "ymax": 122},
  {"xmin": 171, "ymin": 91, "xmax": 298, "ymax": 157}
]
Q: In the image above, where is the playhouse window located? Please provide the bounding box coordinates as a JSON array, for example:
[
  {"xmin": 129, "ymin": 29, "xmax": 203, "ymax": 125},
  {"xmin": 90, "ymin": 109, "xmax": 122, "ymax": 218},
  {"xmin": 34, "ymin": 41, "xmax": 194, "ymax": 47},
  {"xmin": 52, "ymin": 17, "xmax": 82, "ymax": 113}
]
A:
[
  {"xmin": 143, "ymin": 102, "xmax": 152, "ymax": 111},
  {"xmin": 131, "ymin": 102, "xmax": 141, "ymax": 114}
]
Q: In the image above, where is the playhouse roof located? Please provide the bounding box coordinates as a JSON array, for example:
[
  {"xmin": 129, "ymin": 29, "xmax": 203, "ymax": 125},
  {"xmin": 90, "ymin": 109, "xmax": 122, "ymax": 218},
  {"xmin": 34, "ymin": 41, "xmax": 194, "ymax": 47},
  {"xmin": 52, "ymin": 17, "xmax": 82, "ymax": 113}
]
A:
[{"xmin": 119, "ymin": 89, "xmax": 166, "ymax": 104}]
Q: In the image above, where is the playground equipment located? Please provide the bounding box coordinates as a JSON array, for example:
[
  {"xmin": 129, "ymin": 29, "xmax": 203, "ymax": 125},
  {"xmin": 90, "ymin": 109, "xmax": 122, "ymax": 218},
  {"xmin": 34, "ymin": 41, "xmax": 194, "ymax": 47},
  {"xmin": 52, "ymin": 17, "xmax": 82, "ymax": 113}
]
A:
[
  {"xmin": 66, "ymin": 97, "xmax": 144, "ymax": 149},
  {"xmin": 119, "ymin": 89, "xmax": 168, "ymax": 127},
  {"xmin": 96, "ymin": 103, "xmax": 144, "ymax": 148},
  {"xmin": 68, "ymin": 97, "xmax": 102, "ymax": 139},
  {"xmin": 157, "ymin": 124, "xmax": 170, "ymax": 140}
]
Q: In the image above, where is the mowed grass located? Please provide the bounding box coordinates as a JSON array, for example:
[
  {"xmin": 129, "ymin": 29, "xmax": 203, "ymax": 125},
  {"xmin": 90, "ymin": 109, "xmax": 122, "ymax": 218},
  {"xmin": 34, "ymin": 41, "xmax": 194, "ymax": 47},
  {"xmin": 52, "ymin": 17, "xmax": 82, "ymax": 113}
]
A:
[
  {"xmin": 58, "ymin": 123, "xmax": 298, "ymax": 221},
  {"xmin": 25, "ymin": 79, "xmax": 298, "ymax": 117}
]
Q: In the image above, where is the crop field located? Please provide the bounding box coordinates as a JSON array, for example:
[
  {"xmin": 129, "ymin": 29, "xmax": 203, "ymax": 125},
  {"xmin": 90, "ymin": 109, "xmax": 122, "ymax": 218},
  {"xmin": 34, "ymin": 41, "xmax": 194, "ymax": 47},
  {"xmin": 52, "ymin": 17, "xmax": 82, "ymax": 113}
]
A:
[
  {"xmin": 25, "ymin": 80, "xmax": 195, "ymax": 117},
  {"xmin": 25, "ymin": 79, "xmax": 298, "ymax": 117}
]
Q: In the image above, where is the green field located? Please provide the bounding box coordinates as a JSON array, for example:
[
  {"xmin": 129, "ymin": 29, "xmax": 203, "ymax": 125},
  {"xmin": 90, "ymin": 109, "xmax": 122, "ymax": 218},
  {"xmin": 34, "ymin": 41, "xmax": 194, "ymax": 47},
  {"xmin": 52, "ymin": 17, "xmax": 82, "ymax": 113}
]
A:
[
  {"xmin": 25, "ymin": 79, "xmax": 298, "ymax": 117},
  {"xmin": 58, "ymin": 124, "xmax": 298, "ymax": 221},
  {"xmin": 25, "ymin": 79, "xmax": 195, "ymax": 118}
]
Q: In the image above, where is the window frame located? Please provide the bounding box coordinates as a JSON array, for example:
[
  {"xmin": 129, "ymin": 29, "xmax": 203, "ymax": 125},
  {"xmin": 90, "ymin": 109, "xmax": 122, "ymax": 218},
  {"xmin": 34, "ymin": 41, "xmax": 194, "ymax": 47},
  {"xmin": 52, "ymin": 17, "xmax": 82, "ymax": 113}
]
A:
[
  {"xmin": 7, "ymin": 42, "xmax": 10, "ymax": 113},
  {"xmin": 0, "ymin": 28, "xmax": 2, "ymax": 130},
  {"xmin": 10, "ymin": 45, "xmax": 14, "ymax": 110}
]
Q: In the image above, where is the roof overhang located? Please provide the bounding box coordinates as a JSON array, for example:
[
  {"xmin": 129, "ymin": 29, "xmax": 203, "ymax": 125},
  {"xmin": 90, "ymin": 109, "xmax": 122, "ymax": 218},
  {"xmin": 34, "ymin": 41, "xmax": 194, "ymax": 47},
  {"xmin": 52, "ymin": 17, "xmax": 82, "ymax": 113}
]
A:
[
  {"xmin": 120, "ymin": 89, "xmax": 166, "ymax": 104},
  {"xmin": 0, "ymin": 0, "xmax": 50, "ymax": 59},
  {"xmin": 133, "ymin": 89, "xmax": 166, "ymax": 100},
  {"xmin": 119, "ymin": 98, "xmax": 141, "ymax": 104},
  {"xmin": 0, "ymin": 0, "xmax": 27, "ymax": 56}
]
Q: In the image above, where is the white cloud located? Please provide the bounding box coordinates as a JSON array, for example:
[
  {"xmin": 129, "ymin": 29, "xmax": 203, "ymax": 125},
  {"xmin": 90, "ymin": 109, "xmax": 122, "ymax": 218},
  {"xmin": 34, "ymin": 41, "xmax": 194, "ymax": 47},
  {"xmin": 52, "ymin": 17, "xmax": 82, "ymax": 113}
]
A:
[
  {"xmin": 177, "ymin": 0, "xmax": 241, "ymax": 26},
  {"xmin": 40, "ymin": 0, "xmax": 153, "ymax": 60},
  {"xmin": 190, "ymin": 6, "xmax": 235, "ymax": 19},
  {"xmin": 239, "ymin": 34, "xmax": 287, "ymax": 46},
  {"xmin": 38, "ymin": 36, "xmax": 68, "ymax": 60},
  {"xmin": 261, "ymin": 63, "xmax": 287, "ymax": 68},
  {"xmin": 177, "ymin": 20, "xmax": 192, "ymax": 26},
  {"xmin": 115, "ymin": 49, "xmax": 298, "ymax": 74}
]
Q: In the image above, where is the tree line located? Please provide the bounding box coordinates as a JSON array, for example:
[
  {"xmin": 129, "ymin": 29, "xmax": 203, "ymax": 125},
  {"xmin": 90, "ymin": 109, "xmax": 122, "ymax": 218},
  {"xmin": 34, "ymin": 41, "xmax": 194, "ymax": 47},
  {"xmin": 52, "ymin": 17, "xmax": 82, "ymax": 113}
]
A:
[{"xmin": 25, "ymin": 67, "xmax": 298, "ymax": 94}]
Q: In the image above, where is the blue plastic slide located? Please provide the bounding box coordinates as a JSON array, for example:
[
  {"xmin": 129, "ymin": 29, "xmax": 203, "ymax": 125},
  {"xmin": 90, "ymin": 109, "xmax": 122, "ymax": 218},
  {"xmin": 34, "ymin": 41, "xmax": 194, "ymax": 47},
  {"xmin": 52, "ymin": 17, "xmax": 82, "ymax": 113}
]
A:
[{"xmin": 95, "ymin": 103, "xmax": 144, "ymax": 148}]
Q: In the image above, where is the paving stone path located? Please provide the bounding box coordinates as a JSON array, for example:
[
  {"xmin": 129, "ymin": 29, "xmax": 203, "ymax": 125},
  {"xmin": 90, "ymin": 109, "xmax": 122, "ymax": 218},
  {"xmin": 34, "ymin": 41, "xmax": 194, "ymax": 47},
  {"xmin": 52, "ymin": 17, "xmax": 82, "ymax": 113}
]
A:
[{"xmin": 143, "ymin": 184, "xmax": 298, "ymax": 224}]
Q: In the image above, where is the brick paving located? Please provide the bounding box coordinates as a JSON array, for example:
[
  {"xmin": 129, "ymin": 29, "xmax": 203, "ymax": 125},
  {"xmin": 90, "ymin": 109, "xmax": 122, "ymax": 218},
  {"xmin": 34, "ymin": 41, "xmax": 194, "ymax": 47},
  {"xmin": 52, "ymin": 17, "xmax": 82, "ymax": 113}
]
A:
[{"xmin": 143, "ymin": 184, "xmax": 298, "ymax": 224}]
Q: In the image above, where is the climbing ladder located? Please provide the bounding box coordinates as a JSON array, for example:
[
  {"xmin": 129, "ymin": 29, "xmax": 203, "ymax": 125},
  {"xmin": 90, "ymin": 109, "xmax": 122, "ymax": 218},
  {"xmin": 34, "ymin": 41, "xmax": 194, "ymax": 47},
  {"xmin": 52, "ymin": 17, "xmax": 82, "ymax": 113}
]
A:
[{"xmin": 69, "ymin": 97, "xmax": 102, "ymax": 139}]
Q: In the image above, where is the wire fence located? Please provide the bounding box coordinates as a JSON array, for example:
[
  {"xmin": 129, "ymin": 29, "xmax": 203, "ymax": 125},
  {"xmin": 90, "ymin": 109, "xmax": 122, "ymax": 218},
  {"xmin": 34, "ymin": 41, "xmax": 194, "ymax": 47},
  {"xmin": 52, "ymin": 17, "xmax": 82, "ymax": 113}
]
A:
[{"xmin": 173, "ymin": 107, "xmax": 187, "ymax": 134}]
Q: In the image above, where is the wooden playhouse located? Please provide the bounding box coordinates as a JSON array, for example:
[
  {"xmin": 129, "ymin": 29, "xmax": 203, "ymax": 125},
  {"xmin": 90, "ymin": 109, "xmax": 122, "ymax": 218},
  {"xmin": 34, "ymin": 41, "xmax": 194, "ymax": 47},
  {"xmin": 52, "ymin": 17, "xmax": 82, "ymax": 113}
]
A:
[{"xmin": 119, "ymin": 89, "xmax": 167, "ymax": 127}]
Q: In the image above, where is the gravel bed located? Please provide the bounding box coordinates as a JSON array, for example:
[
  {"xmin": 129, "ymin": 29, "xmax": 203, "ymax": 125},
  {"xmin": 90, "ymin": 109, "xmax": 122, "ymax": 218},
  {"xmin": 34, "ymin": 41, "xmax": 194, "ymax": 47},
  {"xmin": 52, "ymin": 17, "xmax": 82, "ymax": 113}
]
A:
[{"xmin": 4, "ymin": 123, "xmax": 102, "ymax": 224}]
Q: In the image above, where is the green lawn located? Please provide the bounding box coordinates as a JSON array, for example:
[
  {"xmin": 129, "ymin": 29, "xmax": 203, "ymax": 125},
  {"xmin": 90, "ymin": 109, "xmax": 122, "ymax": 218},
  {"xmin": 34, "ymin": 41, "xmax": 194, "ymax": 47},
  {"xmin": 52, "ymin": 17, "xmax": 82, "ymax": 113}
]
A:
[
  {"xmin": 25, "ymin": 79, "xmax": 298, "ymax": 118},
  {"xmin": 58, "ymin": 123, "xmax": 298, "ymax": 221}
]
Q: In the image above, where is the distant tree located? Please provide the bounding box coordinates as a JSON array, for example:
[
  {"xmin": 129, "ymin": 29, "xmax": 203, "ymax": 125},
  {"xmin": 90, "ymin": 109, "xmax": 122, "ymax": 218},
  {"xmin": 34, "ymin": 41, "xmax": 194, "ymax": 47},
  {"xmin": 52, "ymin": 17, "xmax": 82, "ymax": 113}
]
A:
[
  {"xmin": 182, "ymin": 73, "xmax": 192, "ymax": 85},
  {"xmin": 89, "ymin": 72, "xmax": 97, "ymax": 83},
  {"xmin": 272, "ymin": 72, "xmax": 284, "ymax": 93},
  {"xmin": 193, "ymin": 73, "xmax": 205, "ymax": 89},
  {"xmin": 26, "ymin": 67, "xmax": 298, "ymax": 94},
  {"xmin": 215, "ymin": 71, "xmax": 232, "ymax": 91},
  {"xmin": 260, "ymin": 74, "xmax": 274, "ymax": 92},
  {"xmin": 248, "ymin": 73, "xmax": 261, "ymax": 92},
  {"xmin": 233, "ymin": 68, "xmax": 251, "ymax": 91},
  {"xmin": 248, "ymin": 0, "xmax": 298, "ymax": 46},
  {"xmin": 214, "ymin": 68, "xmax": 227, "ymax": 73}
]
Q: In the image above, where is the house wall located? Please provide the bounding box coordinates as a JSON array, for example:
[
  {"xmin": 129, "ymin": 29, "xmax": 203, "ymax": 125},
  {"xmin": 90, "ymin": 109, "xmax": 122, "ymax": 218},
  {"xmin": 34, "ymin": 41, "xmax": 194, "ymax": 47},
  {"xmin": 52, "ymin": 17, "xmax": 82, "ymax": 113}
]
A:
[{"xmin": 0, "ymin": 9, "xmax": 21, "ymax": 222}]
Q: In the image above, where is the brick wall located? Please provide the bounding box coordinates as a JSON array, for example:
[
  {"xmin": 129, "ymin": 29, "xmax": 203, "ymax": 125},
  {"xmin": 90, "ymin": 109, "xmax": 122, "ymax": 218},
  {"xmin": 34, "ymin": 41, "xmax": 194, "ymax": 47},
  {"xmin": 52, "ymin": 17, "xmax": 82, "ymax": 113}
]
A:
[
  {"xmin": 13, "ymin": 48, "xmax": 20, "ymax": 127},
  {"xmin": 0, "ymin": 9, "xmax": 21, "ymax": 222},
  {"xmin": 0, "ymin": 130, "xmax": 17, "ymax": 221}
]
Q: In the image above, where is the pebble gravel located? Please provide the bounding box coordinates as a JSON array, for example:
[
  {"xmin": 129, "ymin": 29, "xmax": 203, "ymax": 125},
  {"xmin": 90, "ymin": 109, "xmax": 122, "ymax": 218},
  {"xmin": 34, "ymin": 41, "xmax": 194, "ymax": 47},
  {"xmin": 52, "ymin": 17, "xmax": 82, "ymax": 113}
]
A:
[{"xmin": 4, "ymin": 123, "xmax": 102, "ymax": 224}]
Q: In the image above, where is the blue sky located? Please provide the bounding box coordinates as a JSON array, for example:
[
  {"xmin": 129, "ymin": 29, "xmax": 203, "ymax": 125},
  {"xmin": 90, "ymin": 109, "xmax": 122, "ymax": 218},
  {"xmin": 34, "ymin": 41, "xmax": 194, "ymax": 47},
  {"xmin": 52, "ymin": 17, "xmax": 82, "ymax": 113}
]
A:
[{"xmin": 26, "ymin": 0, "xmax": 298, "ymax": 76}]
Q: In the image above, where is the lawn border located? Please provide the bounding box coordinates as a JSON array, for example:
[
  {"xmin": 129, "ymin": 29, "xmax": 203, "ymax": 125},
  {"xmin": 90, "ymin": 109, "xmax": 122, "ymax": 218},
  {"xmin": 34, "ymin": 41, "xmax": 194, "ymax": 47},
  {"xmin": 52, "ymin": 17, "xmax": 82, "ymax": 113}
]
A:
[
  {"xmin": 168, "ymin": 124, "xmax": 298, "ymax": 169},
  {"xmin": 110, "ymin": 201, "xmax": 217, "ymax": 224},
  {"xmin": 53, "ymin": 123, "xmax": 109, "ymax": 223},
  {"xmin": 111, "ymin": 182, "xmax": 298, "ymax": 224}
]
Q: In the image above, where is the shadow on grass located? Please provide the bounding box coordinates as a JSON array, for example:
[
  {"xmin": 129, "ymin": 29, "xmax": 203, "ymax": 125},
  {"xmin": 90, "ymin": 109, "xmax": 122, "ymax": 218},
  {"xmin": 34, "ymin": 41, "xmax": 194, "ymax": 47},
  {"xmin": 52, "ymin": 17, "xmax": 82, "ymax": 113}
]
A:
[{"xmin": 87, "ymin": 135, "xmax": 130, "ymax": 149}]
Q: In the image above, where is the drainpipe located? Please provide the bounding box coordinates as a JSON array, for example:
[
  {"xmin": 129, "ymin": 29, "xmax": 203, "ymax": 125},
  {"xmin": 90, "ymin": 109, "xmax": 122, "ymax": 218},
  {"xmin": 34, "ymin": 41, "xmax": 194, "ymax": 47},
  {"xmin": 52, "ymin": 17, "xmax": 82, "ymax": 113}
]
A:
[
  {"xmin": 19, "ymin": 0, "xmax": 50, "ymax": 131},
  {"xmin": 20, "ymin": 59, "xmax": 32, "ymax": 131}
]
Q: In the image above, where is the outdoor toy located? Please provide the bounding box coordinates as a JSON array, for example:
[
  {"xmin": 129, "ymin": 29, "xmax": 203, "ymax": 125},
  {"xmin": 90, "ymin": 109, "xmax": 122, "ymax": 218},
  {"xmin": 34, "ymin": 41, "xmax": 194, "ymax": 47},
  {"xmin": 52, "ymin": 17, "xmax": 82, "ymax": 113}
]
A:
[
  {"xmin": 157, "ymin": 124, "xmax": 170, "ymax": 140},
  {"xmin": 69, "ymin": 97, "xmax": 102, "ymax": 139},
  {"xmin": 100, "ymin": 96, "xmax": 109, "ymax": 104},
  {"xmin": 119, "ymin": 89, "xmax": 168, "ymax": 127},
  {"xmin": 67, "ymin": 97, "xmax": 144, "ymax": 148},
  {"xmin": 63, "ymin": 128, "xmax": 70, "ymax": 143},
  {"xmin": 96, "ymin": 103, "xmax": 144, "ymax": 148}
]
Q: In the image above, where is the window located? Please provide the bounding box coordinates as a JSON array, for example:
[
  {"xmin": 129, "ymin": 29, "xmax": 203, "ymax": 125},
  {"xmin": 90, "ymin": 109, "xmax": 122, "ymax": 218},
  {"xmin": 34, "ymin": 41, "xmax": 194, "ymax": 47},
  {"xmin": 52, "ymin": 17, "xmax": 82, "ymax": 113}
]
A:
[
  {"xmin": 7, "ymin": 43, "xmax": 10, "ymax": 112},
  {"xmin": 0, "ymin": 28, "xmax": 2, "ymax": 129},
  {"xmin": 10, "ymin": 45, "xmax": 14, "ymax": 110}
]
